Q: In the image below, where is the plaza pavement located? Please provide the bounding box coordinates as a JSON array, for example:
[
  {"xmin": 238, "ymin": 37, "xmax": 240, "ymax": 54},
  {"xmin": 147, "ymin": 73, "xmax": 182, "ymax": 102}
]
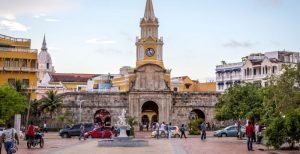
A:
[{"xmin": 4, "ymin": 131, "xmax": 299, "ymax": 154}]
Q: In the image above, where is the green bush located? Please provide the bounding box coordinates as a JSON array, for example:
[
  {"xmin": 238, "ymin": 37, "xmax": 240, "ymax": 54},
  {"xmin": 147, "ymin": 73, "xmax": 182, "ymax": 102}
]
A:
[
  {"xmin": 188, "ymin": 118, "xmax": 203, "ymax": 135},
  {"xmin": 265, "ymin": 117, "xmax": 287, "ymax": 149}
]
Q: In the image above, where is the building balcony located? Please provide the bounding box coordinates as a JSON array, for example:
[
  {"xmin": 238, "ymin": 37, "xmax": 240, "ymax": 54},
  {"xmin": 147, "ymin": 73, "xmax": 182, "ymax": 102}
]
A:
[
  {"xmin": 0, "ymin": 34, "xmax": 31, "ymax": 48},
  {"xmin": 0, "ymin": 47, "xmax": 37, "ymax": 53},
  {"xmin": 1, "ymin": 67, "xmax": 37, "ymax": 72}
]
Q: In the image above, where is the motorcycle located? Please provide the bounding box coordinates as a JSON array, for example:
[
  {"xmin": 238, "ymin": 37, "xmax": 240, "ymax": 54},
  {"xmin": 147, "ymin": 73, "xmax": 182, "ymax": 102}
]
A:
[{"xmin": 27, "ymin": 133, "xmax": 44, "ymax": 149}]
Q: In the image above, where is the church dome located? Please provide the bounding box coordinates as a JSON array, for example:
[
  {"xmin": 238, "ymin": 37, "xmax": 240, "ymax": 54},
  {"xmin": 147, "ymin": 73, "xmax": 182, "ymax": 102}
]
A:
[{"xmin": 38, "ymin": 50, "xmax": 52, "ymax": 64}]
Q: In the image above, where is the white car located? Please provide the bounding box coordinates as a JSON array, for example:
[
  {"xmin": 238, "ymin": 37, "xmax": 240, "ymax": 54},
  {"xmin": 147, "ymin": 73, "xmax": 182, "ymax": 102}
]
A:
[{"xmin": 151, "ymin": 126, "xmax": 180, "ymax": 138}]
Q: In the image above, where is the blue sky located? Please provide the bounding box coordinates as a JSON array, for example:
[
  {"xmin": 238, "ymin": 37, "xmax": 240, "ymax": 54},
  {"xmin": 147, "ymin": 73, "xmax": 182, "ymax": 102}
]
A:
[{"xmin": 0, "ymin": 0, "xmax": 299, "ymax": 81}]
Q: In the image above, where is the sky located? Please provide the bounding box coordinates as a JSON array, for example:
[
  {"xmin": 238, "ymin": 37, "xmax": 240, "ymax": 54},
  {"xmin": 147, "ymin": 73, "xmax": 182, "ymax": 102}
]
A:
[{"xmin": 0, "ymin": 0, "xmax": 299, "ymax": 82}]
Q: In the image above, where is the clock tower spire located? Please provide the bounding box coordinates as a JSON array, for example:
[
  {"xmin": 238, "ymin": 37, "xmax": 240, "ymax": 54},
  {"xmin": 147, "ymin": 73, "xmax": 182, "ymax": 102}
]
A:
[{"xmin": 136, "ymin": 0, "xmax": 164, "ymax": 69}]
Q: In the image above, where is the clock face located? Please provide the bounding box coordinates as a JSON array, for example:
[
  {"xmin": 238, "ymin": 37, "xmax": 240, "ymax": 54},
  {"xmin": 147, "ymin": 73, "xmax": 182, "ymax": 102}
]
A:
[{"xmin": 146, "ymin": 48, "xmax": 155, "ymax": 57}]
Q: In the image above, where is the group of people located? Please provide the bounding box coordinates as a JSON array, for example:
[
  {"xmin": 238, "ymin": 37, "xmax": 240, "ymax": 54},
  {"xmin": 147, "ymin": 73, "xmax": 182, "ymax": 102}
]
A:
[
  {"xmin": 245, "ymin": 121, "xmax": 263, "ymax": 151},
  {"xmin": 154, "ymin": 122, "xmax": 174, "ymax": 139}
]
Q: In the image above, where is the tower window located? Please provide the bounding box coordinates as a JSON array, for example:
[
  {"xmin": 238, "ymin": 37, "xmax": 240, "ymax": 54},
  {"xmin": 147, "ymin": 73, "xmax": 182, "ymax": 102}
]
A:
[{"xmin": 47, "ymin": 63, "xmax": 49, "ymax": 69}]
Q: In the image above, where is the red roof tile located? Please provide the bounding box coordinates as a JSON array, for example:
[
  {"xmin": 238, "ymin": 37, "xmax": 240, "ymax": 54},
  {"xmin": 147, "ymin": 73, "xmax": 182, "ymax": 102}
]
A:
[{"xmin": 50, "ymin": 73, "xmax": 99, "ymax": 82}]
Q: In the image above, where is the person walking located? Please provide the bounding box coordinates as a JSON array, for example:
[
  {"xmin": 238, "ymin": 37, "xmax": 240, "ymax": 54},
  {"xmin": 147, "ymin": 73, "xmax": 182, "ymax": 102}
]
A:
[
  {"xmin": 160, "ymin": 122, "xmax": 166, "ymax": 138},
  {"xmin": 1, "ymin": 123, "xmax": 19, "ymax": 154},
  {"xmin": 180, "ymin": 124, "xmax": 187, "ymax": 139},
  {"xmin": 155, "ymin": 122, "xmax": 160, "ymax": 139},
  {"xmin": 246, "ymin": 121, "xmax": 254, "ymax": 151},
  {"xmin": 146, "ymin": 122, "xmax": 149, "ymax": 131},
  {"xmin": 167, "ymin": 123, "xmax": 172, "ymax": 139},
  {"xmin": 201, "ymin": 122, "xmax": 206, "ymax": 140},
  {"xmin": 79, "ymin": 124, "xmax": 85, "ymax": 140}
]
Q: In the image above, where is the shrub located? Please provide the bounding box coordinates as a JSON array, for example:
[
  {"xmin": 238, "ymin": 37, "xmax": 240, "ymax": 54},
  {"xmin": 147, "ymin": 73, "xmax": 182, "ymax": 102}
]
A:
[
  {"xmin": 265, "ymin": 117, "xmax": 287, "ymax": 149},
  {"xmin": 188, "ymin": 118, "xmax": 203, "ymax": 135}
]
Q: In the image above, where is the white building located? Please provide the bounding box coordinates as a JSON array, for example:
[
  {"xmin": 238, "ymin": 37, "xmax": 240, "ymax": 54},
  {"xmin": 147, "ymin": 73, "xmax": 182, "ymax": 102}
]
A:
[
  {"xmin": 216, "ymin": 62, "xmax": 243, "ymax": 92},
  {"xmin": 216, "ymin": 51, "xmax": 299, "ymax": 92}
]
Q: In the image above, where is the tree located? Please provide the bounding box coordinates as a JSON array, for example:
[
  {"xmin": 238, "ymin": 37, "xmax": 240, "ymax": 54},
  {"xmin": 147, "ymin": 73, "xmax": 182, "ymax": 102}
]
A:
[
  {"xmin": 0, "ymin": 85, "xmax": 27, "ymax": 125},
  {"xmin": 39, "ymin": 90, "xmax": 63, "ymax": 118},
  {"xmin": 265, "ymin": 117, "xmax": 287, "ymax": 150},
  {"xmin": 188, "ymin": 118, "xmax": 203, "ymax": 135},
  {"xmin": 56, "ymin": 111, "xmax": 73, "ymax": 127},
  {"xmin": 215, "ymin": 83, "xmax": 263, "ymax": 122},
  {"xmin": 127, "ymin": 116, "xmax": 138, "ymax": 137}
]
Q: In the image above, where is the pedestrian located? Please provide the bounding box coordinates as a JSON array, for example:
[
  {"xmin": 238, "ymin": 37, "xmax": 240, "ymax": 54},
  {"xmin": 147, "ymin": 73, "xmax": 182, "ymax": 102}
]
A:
[
  {"xmin": 211, "ymin": 123, "xmax": 215, "ymax": 131},
  {"xmin": 0, "ymin": 131, "xmax": 3, "ymax": 154},
  {"xmin": 160, "ymin": 122, "xmax": 166, "ymax": 137},
  {"xmin": 246, "ymin": 121, "xmax": 254, "ymax": 151},
  {"xmin": 237, "ymin": 120, "xmax": 242, "ymax": 139},
  {"xmin": 146, "ymin": 122, "xmax": 149, "ymax": 131},
  {"xmin": 79, "ymin": 124, "xmax": 85, "ymax": 140},
  {"xmin": 255, "ymin": 123, "xmax": 259, "ymax": 143},
  {"xmin": 155, "ymin": 122, "xmax": 160, "ymax": 139},
  {"xmin": 43, "ymin": 122, "xmax": 47, "ymax": 133},
  {"xmin": 168, "ymin": 123, "xmax": 172, "ymax": 139},
  {"xmin": 201, "ymin": 121, "xmax": 206, "ymax": 140},
  {"xmin": 180, "ymin": 124, "xmax": 187, "ymax": 139},
  {"xmin": 1, "ymin": 123, "xmax": 19, "ymax": 154}
]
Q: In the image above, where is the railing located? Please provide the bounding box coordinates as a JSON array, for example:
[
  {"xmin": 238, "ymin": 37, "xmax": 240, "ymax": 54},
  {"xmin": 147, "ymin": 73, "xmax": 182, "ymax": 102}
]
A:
[
  {"xmin": 1, "ymin": 67, "xmax": 37, "ymax": 72},
  {"xmin": 0, "ymin": 47, "xmax": 37, "ymax": 53},
  {"xmin": 216, "ymin": 62, "xmax": 244, "ymax": 69},
  {"xmin": 0, "ymin": 34, "xmax": 30, "ymax": 43}
]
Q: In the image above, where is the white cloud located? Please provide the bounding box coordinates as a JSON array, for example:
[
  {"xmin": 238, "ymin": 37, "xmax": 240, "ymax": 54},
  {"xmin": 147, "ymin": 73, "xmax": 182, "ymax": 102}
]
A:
[
  {"xmin": 34, "ymin": 13, "xmax": 46, "ymax": 19},
  {"xmin": 0, "ymin": 19, "xmax": 29, "ymax": 32},
  {"xmin": 223, "ymin": 40, "xmax": 254, "ymax": 48},
  {"xmin": 2, "ymin": 14, "xmax": 16, "ymax": 20},
  {"xmin": 85, "ymin": 38, "xmax": 117, "ymax": 45},
  {"xmin": 0, "ymin": 0, "xmax": 81, "ymax": 16},
  {"xmin": 45, "ymin": 18, "xmax": 60, "ymax": 22}
]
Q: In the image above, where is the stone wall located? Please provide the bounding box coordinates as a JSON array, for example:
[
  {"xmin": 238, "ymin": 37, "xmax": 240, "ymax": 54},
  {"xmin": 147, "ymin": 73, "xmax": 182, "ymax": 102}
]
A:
[
  {"xmin": 171, "ymin": 92, "xmax": 220, "ymax": 126},
  {"xmin": 59, "ymin": 92, "xmax": 129, "ymax": 126}
]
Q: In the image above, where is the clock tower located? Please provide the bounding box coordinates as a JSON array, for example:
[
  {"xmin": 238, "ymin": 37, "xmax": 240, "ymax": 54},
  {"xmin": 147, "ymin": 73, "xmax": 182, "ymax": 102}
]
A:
[{"xmin": 136, "ymin": 0, "xmax": 164, "ymax": 69}]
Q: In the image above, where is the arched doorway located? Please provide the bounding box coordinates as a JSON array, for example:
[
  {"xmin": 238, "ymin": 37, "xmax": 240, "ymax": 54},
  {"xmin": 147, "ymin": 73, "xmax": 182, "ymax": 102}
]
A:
[
  {"xmin": 141, "ymin": 101, "xmax": 159, "ymax": 126},
  {"xmin": 94, "ymin": 109, "xmax": 111, "ymax": 126},
  {"xmin": 190, "ymin": 109, "xmax": 205, "ymax": 121}
]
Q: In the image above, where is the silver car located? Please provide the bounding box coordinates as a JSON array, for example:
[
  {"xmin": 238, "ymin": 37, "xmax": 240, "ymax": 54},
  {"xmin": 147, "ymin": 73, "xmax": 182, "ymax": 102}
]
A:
[{"xmin": 214, "ymin": 125, "xmax": 245, "ymax": 137}]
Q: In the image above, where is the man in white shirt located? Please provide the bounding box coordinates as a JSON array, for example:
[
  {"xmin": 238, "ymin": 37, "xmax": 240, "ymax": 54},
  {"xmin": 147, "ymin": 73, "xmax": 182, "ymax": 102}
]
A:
[
  {"xmin": 155, "ymin": 122, "xmax": 160, "ymax": 139},
  {"xmin": 1, "ymin": 123, "xmax": 19, "ymax": 154},
  {"xmin": 160, "ymin": 122, "xmax": 166, "ymax": 137}
]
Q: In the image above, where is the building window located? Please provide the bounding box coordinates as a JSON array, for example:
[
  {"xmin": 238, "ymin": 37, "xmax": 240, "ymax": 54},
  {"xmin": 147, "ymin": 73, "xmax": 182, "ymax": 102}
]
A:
[
  {"xmin": 138, "ymin": 46, "xmax": 144, "ymax": 60},
  {"xmin": 14, "ymin": 60, "xmax": 19, "ymax": 68},
  {"xmin": 185, "ymin": 84, "xmax": 190, "ymax": 89},
  {"xmin": 8, "ymin": 78, "xmax": 15, "ymax": 86},
  {"xmin": 22, "ymin": 60, "xmax": 27, "ymax": 68},
  {"xmin": 46, "ymin": 63, "xmax": 49, "ymax": 69},
  {"xmin": 22, "ymin": 79, "xmax": 29, "ymax": 88},
  {"xmin": 265, "ymin": 66, "xmax": 268, "ymax": 74},
  {"xmin": 30, "ymin": 61, "xmax": 35, "ymax": 69},
  {"xmin": 174, "ymin": 88, "xmax": 178, "ymax": 92},
  {"xmin": 272, "ymin": 66, "xmax": 277, "ymax": 74},
  {"xmin": 253, "ymin": 69, "xmax": 256, "ymax": 75},
  {"xmin": 5, "ymin": 59, "xmax": 10, "ymax": 67},
  {"xmin": 262, "ymin": 67, "xmax": 265, "ymax": 74}
]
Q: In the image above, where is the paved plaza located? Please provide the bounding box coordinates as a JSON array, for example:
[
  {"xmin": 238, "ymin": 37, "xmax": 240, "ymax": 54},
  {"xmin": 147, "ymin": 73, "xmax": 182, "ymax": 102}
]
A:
[{"xmin": 1, "ymin": 132, "xmax": 298, "ymax": 154}]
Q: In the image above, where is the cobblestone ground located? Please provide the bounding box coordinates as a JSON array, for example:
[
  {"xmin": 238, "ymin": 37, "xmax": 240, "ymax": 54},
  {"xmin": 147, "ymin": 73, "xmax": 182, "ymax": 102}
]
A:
[{"xmin": 1, "ymin": 131, "xmax": 299, "ymax": 154}]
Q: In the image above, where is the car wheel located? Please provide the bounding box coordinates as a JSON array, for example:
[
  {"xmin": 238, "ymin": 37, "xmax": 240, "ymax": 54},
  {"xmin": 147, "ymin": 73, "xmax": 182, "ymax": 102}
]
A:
[
  {"xmin": 88, "ymin": 135, "xmax": 93, "ymax": 139},
  {"xmin": 221, "ymin": 133, "xmax": 227, "ymax": 137},
  {"xmin": 62, "ymin": 133, "xmax": 69, "ymax": 138},
  {"xmin": 174, "ymin": 134, "xmax": 180, "ymax": 138}
]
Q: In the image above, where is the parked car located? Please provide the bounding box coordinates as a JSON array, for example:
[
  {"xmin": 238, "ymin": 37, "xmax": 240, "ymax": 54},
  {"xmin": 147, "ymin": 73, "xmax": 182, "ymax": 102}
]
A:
[
  {"xmin": 214, "ymin": 125, "xmax": 246, "ymax": 137},
  {"xmin": 151, "ymin": 126, "xmax": 180, "ymax": 138},
  {"xmin": 84, "ymin": 126, "xmax": 112, "ymax": 139},
  {"xmin": 59, "ymin": 123, "xmax": 94, "ymax": 138}
]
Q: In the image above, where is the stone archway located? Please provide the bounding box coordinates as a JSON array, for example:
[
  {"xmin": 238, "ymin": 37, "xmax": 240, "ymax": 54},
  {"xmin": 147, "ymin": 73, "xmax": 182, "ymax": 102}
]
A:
[
  {"xmin": 190, "ymin": 109, "xmax": 205, "ymax": 121},
  {"xmin": 141, "ymin": 101, "xmax": 159, "ymax": 125},
  {"xmin": 94, "ymin": 109, "xmax": 111, "ymax": 126}
]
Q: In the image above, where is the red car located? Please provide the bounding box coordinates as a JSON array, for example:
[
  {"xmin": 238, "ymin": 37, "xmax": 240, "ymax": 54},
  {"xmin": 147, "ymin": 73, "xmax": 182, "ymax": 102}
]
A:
[{"xmin": 84, "ymin": 127, "xmax": 112, "ymax": 139}]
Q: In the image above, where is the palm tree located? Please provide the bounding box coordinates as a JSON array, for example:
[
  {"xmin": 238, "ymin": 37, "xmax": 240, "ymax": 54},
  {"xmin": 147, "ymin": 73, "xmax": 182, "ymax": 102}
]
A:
[
  {"xmin": 39, "ymin": 90, "xmax": 63, "ymax": 118},
  {"xmin": 127, "ymin": 116, "xmax": 138, "ymax": 137}
]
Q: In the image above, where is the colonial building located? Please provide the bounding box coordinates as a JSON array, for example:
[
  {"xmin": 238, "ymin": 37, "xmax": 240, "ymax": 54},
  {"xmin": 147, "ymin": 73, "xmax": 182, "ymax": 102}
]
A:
[
  {"xmin": 0, "ymin": 34, "xmax": 38, "ymax": 99},
  {"xmin": 58, "ymin": 0, "xmax": 219, "ymax": 128},
  {"xmin": 216, "ymin": 51, "xmax": 299, "ymax": 92}
]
